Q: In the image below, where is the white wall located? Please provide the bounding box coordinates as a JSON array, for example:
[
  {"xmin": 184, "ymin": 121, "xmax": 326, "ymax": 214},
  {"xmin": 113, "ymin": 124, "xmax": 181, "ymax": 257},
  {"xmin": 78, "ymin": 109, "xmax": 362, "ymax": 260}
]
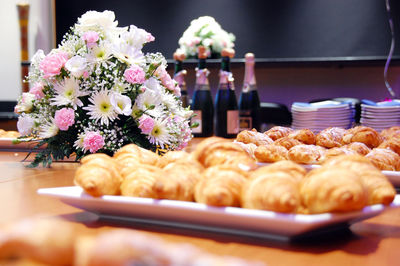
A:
[{"xmin": 0, "ymin": 0, "xmax": 53, "ymax": 101}]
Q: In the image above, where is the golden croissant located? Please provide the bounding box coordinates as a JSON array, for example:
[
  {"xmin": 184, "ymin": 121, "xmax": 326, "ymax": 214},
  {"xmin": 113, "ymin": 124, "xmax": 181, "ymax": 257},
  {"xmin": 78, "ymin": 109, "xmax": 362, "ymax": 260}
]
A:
[
  {"xmin": 74, "ymin": 153, "xmax": 122, "ymax": 197},
  {"xmin": 120, "ymin": 165, "xmax": 162, "ymax": 198},
  {"xmin": 153, "ymin": 162, "xmax": 202, "ymax": 201},
  {"xmin": 194, "ymin": 165, "xmax": 247, "ymax": 207}
]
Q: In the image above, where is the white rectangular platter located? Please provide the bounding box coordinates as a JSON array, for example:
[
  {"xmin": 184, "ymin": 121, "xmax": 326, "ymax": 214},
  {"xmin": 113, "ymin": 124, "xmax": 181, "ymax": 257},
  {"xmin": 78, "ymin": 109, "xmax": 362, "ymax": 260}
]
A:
[{"xmin": 38, "ymin": 186, "xmax": 400, "ymax": 240}]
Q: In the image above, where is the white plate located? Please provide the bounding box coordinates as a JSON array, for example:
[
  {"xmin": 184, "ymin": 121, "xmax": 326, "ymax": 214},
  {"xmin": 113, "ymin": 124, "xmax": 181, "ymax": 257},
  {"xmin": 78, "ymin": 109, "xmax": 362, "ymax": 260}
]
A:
[{"xmin": 37, "ymin": 186, "xmax": 400, "ymax": 239}]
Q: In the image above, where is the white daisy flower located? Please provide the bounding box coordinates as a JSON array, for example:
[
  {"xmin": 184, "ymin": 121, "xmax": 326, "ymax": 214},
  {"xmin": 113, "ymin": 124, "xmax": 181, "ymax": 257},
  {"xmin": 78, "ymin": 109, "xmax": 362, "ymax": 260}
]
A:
[
  {"xmin": 73, "ymin": 133, "xmax": 85, "ymax": 150},
  {"xmin": 83, "ymin": 89, "xmax": 118, "ymax": 126},
  {"xmin": 38, "ymin": 119, "xmax": 59, "ymax": 139},
  {"xmin": 148, "ymin": 117, "xmax": 171, "ymax": 149},
  {"xmin": 161, "ymin": 92, "xmax": 178, "ymax": 111},
  {"xmin": 51, "ymin": 77, "xmax": 87, "ymax": 109},
  {"xmin": 110, "ymin": 92, "xmax": 132, "ymax": 116},
  {"xmin": 88, "ymin": 42, "xmax": 112, "ymax": 62},
  {"xmin": 133, "ymin": 89, "xmax": 164, "ymax": 118},
  {"xmin": 111, "ymin": 80, "xmax": 129, "ymax": 94}
]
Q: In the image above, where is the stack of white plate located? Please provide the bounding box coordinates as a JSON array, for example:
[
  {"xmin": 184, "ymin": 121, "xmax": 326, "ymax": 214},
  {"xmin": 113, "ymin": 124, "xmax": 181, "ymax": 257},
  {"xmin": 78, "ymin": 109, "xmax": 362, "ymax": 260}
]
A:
[
  {"xmin": 291, "ymin": 100, "xmax": 355, "ymax": 133},
  {"xmin": 360, "ymin": 100, "xmax": 400, "ymax": 131}
]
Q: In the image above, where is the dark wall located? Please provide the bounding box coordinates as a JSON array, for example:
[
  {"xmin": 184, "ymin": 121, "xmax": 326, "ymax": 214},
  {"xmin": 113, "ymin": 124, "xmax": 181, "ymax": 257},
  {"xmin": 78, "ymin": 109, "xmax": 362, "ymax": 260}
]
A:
[{"xmin": 55, "ymin": 0, "xmax": 400, "ymax": 63}]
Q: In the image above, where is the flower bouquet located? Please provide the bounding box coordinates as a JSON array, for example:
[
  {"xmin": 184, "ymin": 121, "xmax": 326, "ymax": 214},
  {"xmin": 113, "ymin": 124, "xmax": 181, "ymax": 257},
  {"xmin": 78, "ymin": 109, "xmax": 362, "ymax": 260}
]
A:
[
  {"xmin": 176, "ymin": 16, "xmax": 235, "ymax": 59},
  {"xmin": 15, "ymin": 10, "xmax": 193, "ymax": 167}
]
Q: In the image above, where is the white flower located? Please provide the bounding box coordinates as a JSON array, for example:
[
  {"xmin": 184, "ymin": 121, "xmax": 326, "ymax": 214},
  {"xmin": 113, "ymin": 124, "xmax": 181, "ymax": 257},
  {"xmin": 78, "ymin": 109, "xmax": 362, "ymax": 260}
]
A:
[
  {"xmin": 110, "ymin": 93, "xmax": 132, "ymax": 116},
  {"xmin": 73, "ymin": 133, "xmax": 85, "ymax": 150},
  {"xmin": 88, "ymin": 42, "xmax": 112, "ymax": 62},
  {"xmin": 17, "ymin": 115, "xmax": 35, "ymax": 136},
  {"xmin": 83, "ymin": 89, "xmax": 118, "ymax": 126},
  {"xmin": 134, "ymin": 89, "xmax": 162, "ymax": 112},
  {"xmin": 111, "ymin": 80, "xmax": 129, "ymax": 94},
  {"xmin": 112, "ymin": 42, "xmax": 145, "ymax": 66},
  {"xmin": 15, "ymin": 93, "xmax": 35, "ymax": 113},
  {"xmin": 161, "ymin": 93, "xmax": 178, "ymax": 111},
  {"xmin": 65, "ymin": 55, "xmax": 87, "ymax": 77},
  {"xmin": 38, "ymin": 119, "xmax": 59, "ymax": 139},
  {"xmin": 148, "ymin": 117, "xmax": 171, "ymax": 149},
  {"xmin": 144, "ymin": 77, "xmax": 162, "ymax": 94},
  {"xmin": 75, "ymin": 10, "xmax": 125, "ymax": 38},
  {"xmin": 30, "ymin": 49, "xmax": 45, "ymax": 66},
  {"xmin": 51, "ymin": 77, "xmax": 87, "ymax": 109},
  {"xmin": 121, "ymin": 25, "xmax": 149, "ymax": 50}
]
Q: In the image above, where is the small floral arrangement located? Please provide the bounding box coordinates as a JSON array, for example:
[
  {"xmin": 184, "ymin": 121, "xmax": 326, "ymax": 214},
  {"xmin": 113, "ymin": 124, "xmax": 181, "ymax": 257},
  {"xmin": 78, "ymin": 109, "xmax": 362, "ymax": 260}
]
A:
[
  {"xmin": 15, "ymin": 10, "xmax": 193, "ymax": 167},
  {"xmin": 176, "ymin": 16, "xmax": 235, "ymax": 59}
]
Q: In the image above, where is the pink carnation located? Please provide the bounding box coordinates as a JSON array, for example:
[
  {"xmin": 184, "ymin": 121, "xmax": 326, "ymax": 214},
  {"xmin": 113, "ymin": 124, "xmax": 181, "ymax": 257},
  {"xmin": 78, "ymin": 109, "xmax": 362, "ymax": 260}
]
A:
[
  {"xmin": 54, "ymin": 108, "xmax": 75, "ymax": 131},
  {"xmin": 29, "ymin": 83, "xmax": 45, "ymax": 99},
  {"xmin": 39, "ymin": 52, "xmax": 69, "ymax": 79},
  {"xmin": 138, "ymin": 115, "xmax": 155, "ymax": 134},
  {"xmin": 83, "ymin": 131, "xmax": 105, "ymax": 153},
  {"xmin": 82, "ymin": 31, "xmax": 99, "ymax": 48},
  {"xmin": 124, "ymin": 65, "xmax": 146, "ymax": 84},
  {"xmin": 83, "ymin": 71, "xmax": 89, "ymax": 79}
]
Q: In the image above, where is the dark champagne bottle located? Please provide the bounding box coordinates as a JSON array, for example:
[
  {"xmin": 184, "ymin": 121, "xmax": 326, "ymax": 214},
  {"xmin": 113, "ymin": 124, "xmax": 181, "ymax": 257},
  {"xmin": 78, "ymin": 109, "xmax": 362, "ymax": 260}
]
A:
[
  {"xmin": 191, "ymin": 46, "xmax": 214, "ymax": 137},
  {"xmin": 173, "ymin": 51, "xmax": 188, "ymax": 108},
  {"xmin": 239, "ymin": 53, "xmax": 260, "ymax": 131},
  {"xmin": 214, "ymin": 48, "xmax": 239, "ymax": 138}
]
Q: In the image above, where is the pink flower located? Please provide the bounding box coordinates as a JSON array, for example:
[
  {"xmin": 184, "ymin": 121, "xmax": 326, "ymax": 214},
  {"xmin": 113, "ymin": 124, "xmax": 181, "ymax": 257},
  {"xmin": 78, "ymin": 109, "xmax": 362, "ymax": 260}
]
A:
[
  {"xmin": 83, "ymin": 71, "xmax": 89, "ymax": 79},
  {"xmin": 54, "ymin": 108, "xmax": 75, "ymax": 131},
  {"xmin": 83, "ymin": 131, "xmax": 105, "ymax": 153},
  {"xmin": 138, "ymin": 115, "xmax": 154, "ymax": 134},
  {"xmin": 29, "ymin": 83, "xmax": 45, "ymax": 99},
  {"xmin": 156, "ymin": 66, "xmax": 179, "ymax": 95},
  {"xmin": 146, "ymin": 33, "xmax": 155, "ymax": 42},
  {"xmin": 39, "ymin": 52, "xmax": 69, "ymax": 79},
  {"xmin": 82, "ymin": 31, "xmax": 99, "ymax": 48},
  {"xmin": 124, "ymin": 65, "xmax": 146, "ymax": 84}
]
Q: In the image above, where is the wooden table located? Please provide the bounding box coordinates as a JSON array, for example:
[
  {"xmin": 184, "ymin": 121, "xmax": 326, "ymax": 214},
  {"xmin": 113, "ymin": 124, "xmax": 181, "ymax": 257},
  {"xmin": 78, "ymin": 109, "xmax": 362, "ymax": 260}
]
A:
[{"xmin": 1, "ymin": 142, "xmax": 400, "ymax": 266}]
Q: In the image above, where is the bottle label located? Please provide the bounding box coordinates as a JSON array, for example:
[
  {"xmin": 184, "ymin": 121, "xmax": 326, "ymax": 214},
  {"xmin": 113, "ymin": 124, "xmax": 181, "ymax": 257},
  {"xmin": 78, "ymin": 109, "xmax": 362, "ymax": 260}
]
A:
[
  {"xmin": 195, "ymin": 68, "xmax": 210, "ymax": 85},
  {"xmin": 174, "ymin": 70, "xmax": 187, "ymax": 88},
  {"xmin": 239, "ymin": 116, "xmax": 253, "ymax": 131},
  {"xmin": 191, "ymin": 110, "xmax": 202, "ymax": 134},
  {"xmin": 227, "ymin": 110, "xmax": 239, "ymax": 134}
]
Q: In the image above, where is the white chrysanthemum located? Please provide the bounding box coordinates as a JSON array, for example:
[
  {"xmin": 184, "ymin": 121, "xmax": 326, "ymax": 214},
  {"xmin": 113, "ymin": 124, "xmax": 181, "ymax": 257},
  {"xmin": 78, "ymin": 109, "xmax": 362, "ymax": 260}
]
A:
[
  {"xmin": 148, "ymin": 118, "xmax": 171, "ymax": 149},
  {"xmin": 161, "ymin": 92, "xmax": 178, "ymax": 111},
  {"xmin": 73, "ymin": 133, "xmax": 85, "ymax": 150},
  {"xmin": 83, "ymin": 89, "xmax": 118, "ymax": 126},
  {"xmin": 112, "ymin": 42, "xmax": 145, "ymax": 66},
  {"xmin": 65, "ymin": 55, "xmax": 87, "ymax": 77},
  {"xmin": 51, "ymin": 77, "xmax": 87, "ymax": 109},
  {"xmin": 38, "ymin": 119, "xmax": 59, "ymax": 139},
  {"xmin": 134, "ymin": 89, "xmax": 162, "ymax": 111},
  {"xmin": 88, "ymin": 42, "xmax": 112, "ymax": 62},
  {"xmin": 110, "ymin": 93, "xmax": 132, "ymax": 116},
  {"xmin": 111, "ymin": 80, "xmax": 129, "ymax": 93}
]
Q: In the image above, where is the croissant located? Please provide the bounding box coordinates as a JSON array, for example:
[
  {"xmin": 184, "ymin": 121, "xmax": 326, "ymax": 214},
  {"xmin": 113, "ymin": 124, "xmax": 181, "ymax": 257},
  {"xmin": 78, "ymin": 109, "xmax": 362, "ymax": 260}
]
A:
[
  {"xmin": 74, "ymin": 153, "xmax": 122, "ymax": 197},
  {"xmin": 320, "ymin": 147, "xmax": 357, "ymax": 163},
  {"xmin": 342, "ymin": 126, "xmax": 383, "ymax": 148},
  {"xmin": 287, "ymin": 144, "xmax": 326, "ymax": 164},
  {"xmin": 242, "ymin": 171, "xmax": 301, "ymax": 213},
  {"xmin": 380, "ymin": 126, "xmax": 400, "ymax": 140},
  {"xmin": 191, "ymin": 137, "xmax": 229, "ymax": 165},
  {"xmin": 120, "ymin": 165, "xmax": 162, "ymax": 198},
  {"xmin": 343, "ymin": 142, "xmax": 371, "ymax": 155},
  {"xmin": 0, "ymin": 217, "xmax": 76, "ymax": 265},
  {"xmin": 236, "ymin": 129, "xmax": 273, "ymax": 146},
  {"xmin": 254, "ymin": 144, "xmax": 288, "ymax": 163},
  {"xmin": 273, "ymin": 137, "xmax": 302, "ymax": 150},
  {"xmin": 322, "ymin": 154, "xmax": 396, "ymax": 205},
  {"xmin": 194, "ymin": 165, "xmax": 247, "ymax": 207},
  {"xmin": 113, "ymin": 143, "xmax": 159, "ymax": 166},
  {"xmin": 378, "ymin": 137, "xmax": 400, "ymax": 156},
  {"xmin": 265, "ymin": 126, "xmax": 294, "ymax": 141},
  {"xmin": 153, "ymin": 162, "xmax": 202, "ymax": 201},
  {"xmin": 288, "ymin": 129, "xmax": 316, "ymax": 145},
  {"xmin": 250, "ymin": 161, "xmax": 307, "ymax": 183},
  {"xmin": 365, "ymin": 148, "xmax": 400, "ymax": 171},
  {"xmin": 300, "ymin": 167, "xmax": 368, "ymax": 213},
  {"xmin": 315, "ymin": 127, "xmax": 346, "ymax": 148},
  {"xmin": 156, "ymin": 151, "xmax": 203, "ymax": 173}
]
